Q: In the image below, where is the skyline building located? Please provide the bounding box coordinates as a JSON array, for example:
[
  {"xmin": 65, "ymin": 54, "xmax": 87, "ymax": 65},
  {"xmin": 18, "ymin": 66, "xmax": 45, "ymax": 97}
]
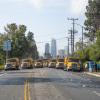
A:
[
  {"xmin": 44, "ymin": 43, "xmax": 51, "ymax": 58},
  {"xmin": 51, "ymin": 39, "xmax": 57, "ymax": 58}
]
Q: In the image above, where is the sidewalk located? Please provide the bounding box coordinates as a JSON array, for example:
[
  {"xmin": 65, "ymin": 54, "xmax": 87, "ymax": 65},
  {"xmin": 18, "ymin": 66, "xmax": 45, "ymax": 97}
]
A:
[{"xmin": 84, "ymin": 72, "xmax": 100, "ymax": 78}]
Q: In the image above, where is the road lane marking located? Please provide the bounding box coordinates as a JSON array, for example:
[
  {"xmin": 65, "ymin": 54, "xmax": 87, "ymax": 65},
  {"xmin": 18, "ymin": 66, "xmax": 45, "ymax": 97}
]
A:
[
  {"xmin": 24, "ymin": 81, "xmax": 27, "ymax": 100},
  {"xmin": 84, "ymin": 72, "xmax": 100, "ymax": 77},
  {"xmin": 24, "ymin": 80, "xmax": 31, "ymax": 100},
  {"xmin": 27, "ymin": 80, "xmax": 31, "ymax": 100},
  {"xmin": 93, "ymin": 91, "xmax": 100, "ymax": 97},
  {"xmin": 0, "ymin": 73, "xmax": 7, "ymax": 77}
]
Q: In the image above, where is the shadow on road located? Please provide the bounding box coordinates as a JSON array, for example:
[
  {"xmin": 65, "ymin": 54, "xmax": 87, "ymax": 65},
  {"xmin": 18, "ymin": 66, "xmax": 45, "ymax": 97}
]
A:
[
  {"xmin": 0, "ymin": 77, "xmax": 64, "ymax": 85},
  {"xmin": 0, "ymin": 76, "xmax": 100, "ymax": 89}
]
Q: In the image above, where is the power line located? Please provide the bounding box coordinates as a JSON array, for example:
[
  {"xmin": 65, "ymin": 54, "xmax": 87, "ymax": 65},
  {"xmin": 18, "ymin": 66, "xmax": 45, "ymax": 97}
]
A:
[
  {"xmin": 68, "ymin": 18, "xmax": 78, "ymax": 54},
  {"xmin": 35, "ymin": 31, "xmax": 67, "ymax": 38},
  {"xmin": 36, "ymin": 37, "xmax": 67, "ymax": 44},
  {"xmin": 75, "ymin": 23, "xmax": 85, "ymax": 50}
]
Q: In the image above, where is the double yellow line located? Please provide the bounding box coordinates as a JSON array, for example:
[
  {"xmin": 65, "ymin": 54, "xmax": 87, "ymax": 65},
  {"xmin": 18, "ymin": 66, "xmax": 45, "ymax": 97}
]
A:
[{"xmin": 24, "ymin": 80, "xmax": 31, "ymax": 100}]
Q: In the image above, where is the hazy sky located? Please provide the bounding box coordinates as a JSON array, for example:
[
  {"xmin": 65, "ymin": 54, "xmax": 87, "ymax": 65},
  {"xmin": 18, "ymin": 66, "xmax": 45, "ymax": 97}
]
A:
[{"xmin": 0, "ymin": 0, "xmax": 88, "ymax": 56}]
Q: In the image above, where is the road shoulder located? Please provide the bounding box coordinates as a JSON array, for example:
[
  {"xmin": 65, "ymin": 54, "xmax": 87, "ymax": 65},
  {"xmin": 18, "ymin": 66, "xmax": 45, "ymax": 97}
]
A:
[{"xmin": 84, "ymin": 72, "xmax": 100, "ymax": 78}]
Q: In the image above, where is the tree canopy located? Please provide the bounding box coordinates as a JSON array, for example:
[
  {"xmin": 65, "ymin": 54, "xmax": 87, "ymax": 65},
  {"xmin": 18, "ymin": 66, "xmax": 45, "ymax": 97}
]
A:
[
  {"xmin": 0, "ymin": 23, "xmax": 39, "ymax": 63},
  {"xmin": 74, "ymin": 0, "xmax": 100, "ymax": 62}
]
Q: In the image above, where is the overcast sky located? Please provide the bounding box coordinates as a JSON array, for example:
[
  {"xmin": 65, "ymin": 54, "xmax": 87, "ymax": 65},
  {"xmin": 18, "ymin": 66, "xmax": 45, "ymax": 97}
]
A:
[{"xmin": 0, "ymin": 0, "xmax": 88, "ymax": 56}]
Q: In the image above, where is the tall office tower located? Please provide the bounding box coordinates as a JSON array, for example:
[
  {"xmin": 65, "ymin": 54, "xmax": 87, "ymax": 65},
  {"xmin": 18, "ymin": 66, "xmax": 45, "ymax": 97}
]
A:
[
  {"xmin": 51, "ymin": 39, "xmax": 57, "ymax": 58},
  {"xmin": 44, "ymin": 43, "xmax": 50, "ymax": 58}
]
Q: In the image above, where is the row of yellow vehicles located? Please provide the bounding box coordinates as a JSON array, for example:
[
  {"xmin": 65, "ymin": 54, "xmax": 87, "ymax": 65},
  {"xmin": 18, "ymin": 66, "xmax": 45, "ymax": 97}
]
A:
[
  {"xmin": 4, "ymin": 57, "xmax": 82, "ymax": 71},
  {"xmin": 5, "ymin": 58, "xmax": 33, "ymax": 70}
]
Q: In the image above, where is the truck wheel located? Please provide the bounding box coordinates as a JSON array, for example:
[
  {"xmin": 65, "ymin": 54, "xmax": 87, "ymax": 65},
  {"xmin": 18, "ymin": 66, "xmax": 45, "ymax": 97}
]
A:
[
  {"xmin": 5, "ymin": 69, "xmax": 7, "ymax": 71},
  {"xmin": 16, "ymin": 66, "xmax": 19, "ymax": 70}
]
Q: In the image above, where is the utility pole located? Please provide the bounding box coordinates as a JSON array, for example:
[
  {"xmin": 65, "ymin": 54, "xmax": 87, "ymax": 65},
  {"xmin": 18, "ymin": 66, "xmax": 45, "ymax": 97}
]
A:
[
  {"xmin": 68, "ymin": 29, "xmax": 73, "ymax": 54},
  {"xmin": 66, "ymin": 37, "xmax": 70, "ymax": 56},
  {"xmin": 75, "ymin": 23, "xmax": 84, "ymax": 50},
  {"xmin": 68, "ymin": 18, "xmax": 78, "ymax": 54},
  {"xmin": 82, "ymin": 26, "xmax": 84, "ymax": 50},
  {"xmin": 68, "ymin": 38, "xmax": 69, "ymax": 56}
]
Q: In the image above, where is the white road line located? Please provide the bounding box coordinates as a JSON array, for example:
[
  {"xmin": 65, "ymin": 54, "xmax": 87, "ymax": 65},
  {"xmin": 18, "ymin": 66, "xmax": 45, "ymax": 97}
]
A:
[
  {"xmin": 93, "ymin": 91, "xmax": 100, "ymax": 97},
  {"xmin": 0, "ymin": 73, "xmax": 7, "ymax": 77},
  {"xmin": 84, "ymin": 72, "xmax": 100, "ymax": 77}
]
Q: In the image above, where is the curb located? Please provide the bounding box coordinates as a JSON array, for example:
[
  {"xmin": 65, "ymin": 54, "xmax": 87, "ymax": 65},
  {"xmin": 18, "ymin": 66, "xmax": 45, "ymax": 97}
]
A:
[{"xmin": 84, "ymin": 72, "xmax": 100, "ymax": 78}]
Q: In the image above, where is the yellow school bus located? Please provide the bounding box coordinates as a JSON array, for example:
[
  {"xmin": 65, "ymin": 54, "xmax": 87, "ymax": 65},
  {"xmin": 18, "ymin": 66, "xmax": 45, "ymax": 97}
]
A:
[{"xmin": 64, "ymin": 57, "xmax": 81, "ymax": 71}]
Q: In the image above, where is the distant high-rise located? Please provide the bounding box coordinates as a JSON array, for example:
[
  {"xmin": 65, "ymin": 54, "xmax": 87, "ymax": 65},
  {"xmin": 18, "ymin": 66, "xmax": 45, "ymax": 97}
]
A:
[
  {"xmin": 51, "ymin": 39, "xmax": 57, "ymax": 58},
  {"xmin": 44, "ymin": 43, "xmax": 51, "ymax": 58},
  {"xmin": 45, "ymin": 43, "xmax": 50, "ymax": 54}
]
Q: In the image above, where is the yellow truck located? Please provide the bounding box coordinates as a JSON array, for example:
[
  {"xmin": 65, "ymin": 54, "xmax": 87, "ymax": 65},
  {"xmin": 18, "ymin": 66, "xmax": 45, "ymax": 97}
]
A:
[
  {"xmin": 5, "ymin": 58, "xmax": 20, "ymax": 70},
  {"xmin": 64, "ymin": 57, "xmax": 81, "ymax": 71},
  {"xmin": 32, "ymin": 60, "xmax": 35, "ymax": 68},
  {"xmin": 48, "ymin": 59, "xmax": 56, "ymax": 68},
  {"xmin": 56, "ymin": 58, "xmax": 64, "ymax": 69},
  {"xmin": 21, "ymin": 58, "xmax": 33, "ymax": 69},
  {"xmin": 43, "ymin": 59, "xmax": 49, "ymax": 67},
  {"xmin": 34, "ymin": 60, "xmax": 43, "ymax": 68}
]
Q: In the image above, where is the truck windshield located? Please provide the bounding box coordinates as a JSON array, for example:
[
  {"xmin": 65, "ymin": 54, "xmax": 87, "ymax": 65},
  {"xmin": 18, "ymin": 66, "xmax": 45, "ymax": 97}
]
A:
[
  {"xmin": 23, "ymin": 60, "xmax": 30, "ymax": 62},
  {"xmin": 37, "ymin": 60, "xmax": 42, "ymax": 62},
  {"xmin": 68, "ymin": 58, "xmax": 79, "ymax": 62},
  {"xmin": 7, "ymin": 64, "xmax": 12, "ymax": 67},
  {"xmin": 58, "ymin": 59, "xmax": 64, "ymax": 62},
  {"xmin": 51, "ymin": 60, "xmax": 56, "ymax": 62},
  {"xmin": 7, "ymin": 59, "xmax": 17, "ymax": 62}
]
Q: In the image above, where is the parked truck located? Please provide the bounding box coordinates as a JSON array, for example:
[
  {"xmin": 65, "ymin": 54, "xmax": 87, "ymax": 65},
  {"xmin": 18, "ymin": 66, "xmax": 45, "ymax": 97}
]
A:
[
  {"xmin": 21, "ymin": 58, "xmax": 33, "ymax": 69},
  {"xmin": 64, "ymin": 57, "xmax": 82, "ymax": 71},
  {"xmin": 34, "ymin": 60, "xmax": 43, "ymax": 68},
  {"xmin": 56, "ymin": 58, "xmax": 64, "ymax": 69},
  {"xmin": 5, "ymin": 58, "xmax": 20, "ymax": 70},
  {"xmin": 43, "ymin": 59, "xmax": 49, "ymax": 67},
  {"xmin": 48, "ymin": 59, "xmax": 56, "ymax": 68}
]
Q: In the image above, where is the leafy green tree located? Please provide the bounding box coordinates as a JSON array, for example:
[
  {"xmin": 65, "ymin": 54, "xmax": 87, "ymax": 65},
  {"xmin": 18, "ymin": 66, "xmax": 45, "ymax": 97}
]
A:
[
  {"xmin": 0, "ymin": 23, "xmax": 39, "ymax": 60},
  {"xmin": 96, "ymin": 30, "xmax": 100, "ymax": 47},
  {"xmin": 0, "ymin": 34, "xmax": 7, "ymax": 63},
  {"xmin": 26, "ymin": 31, "xmax": 39, "ymax": 59},
  {"xmin": 84, "ymin": 0, "xmax": 100, "ymax": 41},
  {"xmin": 75, "ymin": 40, "xmax": 87, "ymax": 51}
]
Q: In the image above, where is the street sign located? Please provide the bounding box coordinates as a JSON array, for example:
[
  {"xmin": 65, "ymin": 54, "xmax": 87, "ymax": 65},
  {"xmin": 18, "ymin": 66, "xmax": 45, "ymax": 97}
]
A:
[{"xmin": 3, "ymin": 40, "xmax": 11, "ymax": 51}]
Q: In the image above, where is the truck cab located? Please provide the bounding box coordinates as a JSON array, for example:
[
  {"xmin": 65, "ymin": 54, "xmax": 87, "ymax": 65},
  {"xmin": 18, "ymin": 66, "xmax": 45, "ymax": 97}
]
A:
[
  {"xmin": 5, "ymin": 58, "xmax": 20, "ymax": 70},
  {"xmin": 34, "ymin": 60, "xmax": 43, "ymax": 68},
  {"xmin": 64, "ymin": 57, "xmax": 81, "ymax": 71},
  {"xmin": 21, "ymin": 58, "xmax": 33, "ymax": 69},
  {"xmin": 48, "ymin": 59, "xmax": 56, "ymax": 68},
  {"xmin": 56, "ymin": 58, "xmax": 64, "ymax": 69},
  {"xmin": 43, "ymin": 59, "xmax": 49, "ymax": 67}
]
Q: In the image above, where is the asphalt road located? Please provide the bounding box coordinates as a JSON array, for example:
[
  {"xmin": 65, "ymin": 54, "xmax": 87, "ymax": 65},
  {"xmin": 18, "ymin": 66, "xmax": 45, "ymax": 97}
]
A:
[{"xmin": 0, "ymin": 68, "xmax": 100, "ymax": 100}]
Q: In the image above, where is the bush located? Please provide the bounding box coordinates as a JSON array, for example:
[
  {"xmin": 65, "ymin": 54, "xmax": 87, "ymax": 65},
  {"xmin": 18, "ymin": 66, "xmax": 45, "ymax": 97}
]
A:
[{"xmin": 0, "ymin": 64, "xmax": 4, "ymax": 70}]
